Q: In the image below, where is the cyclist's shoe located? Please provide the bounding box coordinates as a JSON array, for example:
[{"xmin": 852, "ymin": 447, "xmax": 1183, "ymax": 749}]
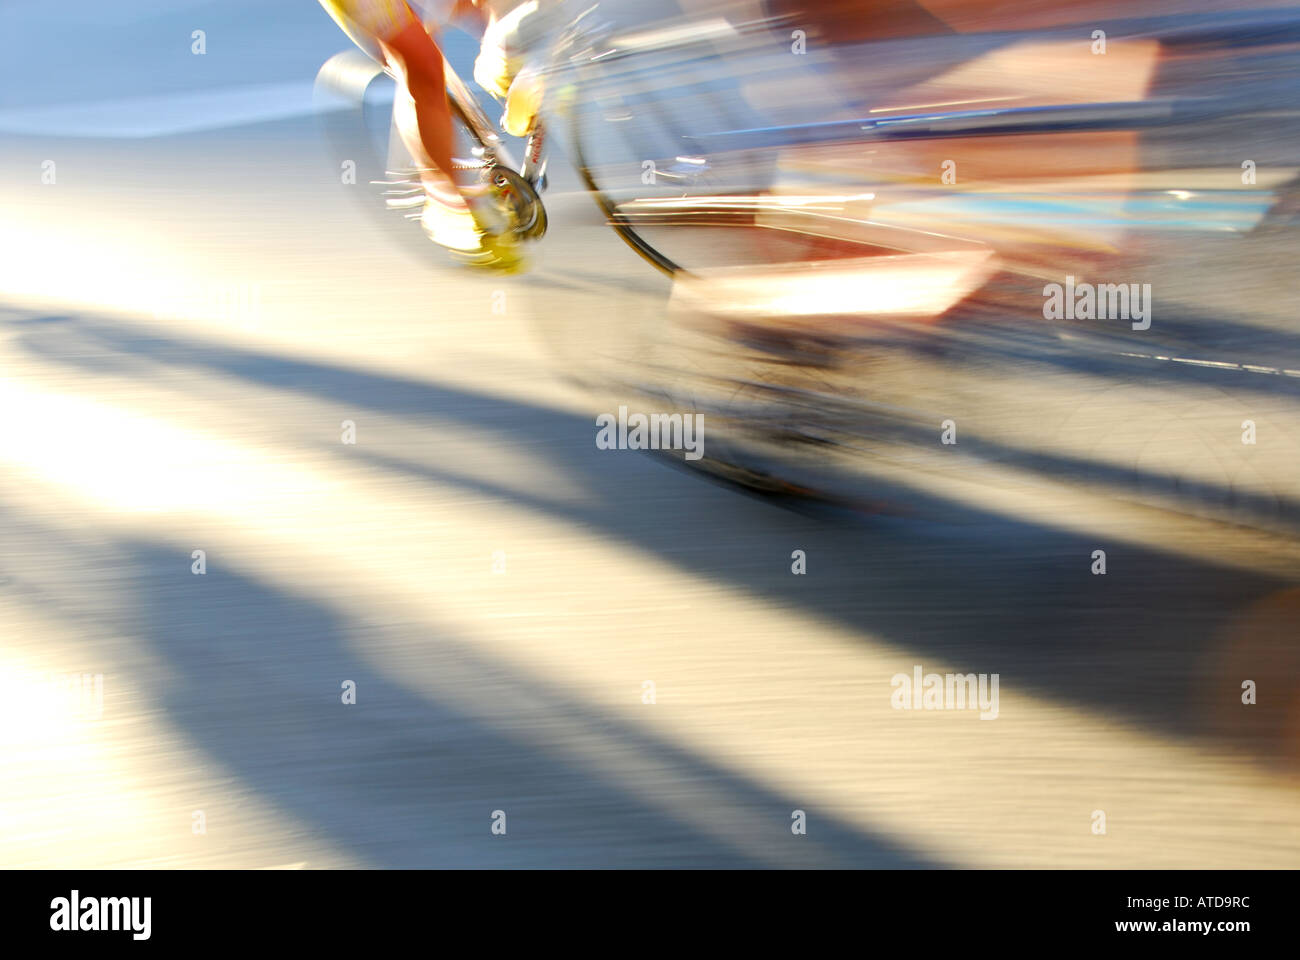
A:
[
  {"xmin": 421, "ymin": 194, "xmax": 482, "ymax": 252},
  {"xmin": 454, "ymin": 231, "xmax": 528, "ymax": 274},
  {"xmin": 461, "ymin": 182, "xmax": 511, "ymax": 237},
  {"xmin": 422, "ymin": 194, "xmax": 527, "ymax": 274}
]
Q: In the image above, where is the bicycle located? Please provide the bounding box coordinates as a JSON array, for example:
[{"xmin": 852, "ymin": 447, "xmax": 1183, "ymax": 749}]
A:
[
  {"xmin": 313, "ymin": 4, "xmax": 1300, "ymax": 527},
  {"xmin": 315, "ymin": 4, "xmax": 1300, "ymax": 272},
  {"xmin": 312, "ymin": 5, "xmax": 785, "ymax": 273}
]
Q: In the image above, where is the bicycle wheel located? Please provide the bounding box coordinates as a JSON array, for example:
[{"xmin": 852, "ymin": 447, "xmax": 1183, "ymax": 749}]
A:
[{"xmin": 568, "ymin": 26, "xmax": 782, "ymax": 277}]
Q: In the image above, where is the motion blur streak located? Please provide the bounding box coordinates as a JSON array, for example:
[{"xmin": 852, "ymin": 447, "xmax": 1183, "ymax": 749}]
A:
[
  {"xmin": 1, "ymin": 0, "xmax": 1299, "ymax": 870},
  {"xmin": 1, "ymin": 340, "xmax": 1298, "ymax": 867}
]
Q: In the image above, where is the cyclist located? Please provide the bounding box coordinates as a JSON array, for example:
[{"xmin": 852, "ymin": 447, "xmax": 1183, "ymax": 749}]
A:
[{"xmin": 318, "ymin": 0, "xmax": 552, "ymax": 272}]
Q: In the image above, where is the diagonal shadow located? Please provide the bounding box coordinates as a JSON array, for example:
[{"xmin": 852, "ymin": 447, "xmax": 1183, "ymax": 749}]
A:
[
  {"xmin": 7, "ymin": 307, "xmax": 1299, "ymax": 771},
  {"xmin": 0, "ymin": 502, "xmax": 935, "ymax": 868}
]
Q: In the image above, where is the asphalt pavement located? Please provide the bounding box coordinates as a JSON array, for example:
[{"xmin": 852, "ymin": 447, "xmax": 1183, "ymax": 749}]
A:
[{"xmin": 1, "ymin": 0, "xmax": 1297, "ymax": 868}]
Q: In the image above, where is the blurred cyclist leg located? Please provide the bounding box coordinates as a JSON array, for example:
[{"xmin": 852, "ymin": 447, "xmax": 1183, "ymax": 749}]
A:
[
  {"xmin": 319, "ymin": 0, "xmax": 524, "ymax": 270},
  {"xmin": 474, "ymin": 1, "xmax": 566, "ymax": 137}
]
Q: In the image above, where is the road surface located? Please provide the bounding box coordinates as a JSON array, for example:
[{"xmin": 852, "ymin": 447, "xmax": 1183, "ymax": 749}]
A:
[{"xmin": 1, "ymin": 0, "xmax": 1298, "ymax": 868}]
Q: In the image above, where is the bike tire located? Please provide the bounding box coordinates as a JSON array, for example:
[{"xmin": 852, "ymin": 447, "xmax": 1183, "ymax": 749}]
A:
[
  {"xmin": 569, "ymin": 105, "xmax": 684, "ymax": 278},
  {"xmin": 566, "ymin": 38, "xmax": 779, "ymax": 279}
]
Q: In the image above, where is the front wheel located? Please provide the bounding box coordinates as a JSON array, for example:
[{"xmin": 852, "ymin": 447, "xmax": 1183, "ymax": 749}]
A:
[{"xmin": 566, "ymin": 30, "xmax": 780, "ymax": 278}]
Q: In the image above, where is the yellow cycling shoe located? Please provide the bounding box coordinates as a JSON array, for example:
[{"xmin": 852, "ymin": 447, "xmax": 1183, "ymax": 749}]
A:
[
  {"xmin": 456, "ymin": 231, "xmax": 528, "ymax": 274},
  {"xmin": 422, "ymin": 195, "xmax": 528, "ymax": 273},
  {"xmin": 421, "ymin": 195, "xmax": 482, "ymax": 251}
]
